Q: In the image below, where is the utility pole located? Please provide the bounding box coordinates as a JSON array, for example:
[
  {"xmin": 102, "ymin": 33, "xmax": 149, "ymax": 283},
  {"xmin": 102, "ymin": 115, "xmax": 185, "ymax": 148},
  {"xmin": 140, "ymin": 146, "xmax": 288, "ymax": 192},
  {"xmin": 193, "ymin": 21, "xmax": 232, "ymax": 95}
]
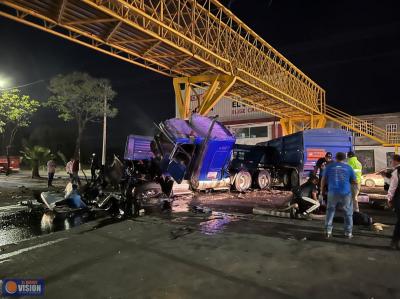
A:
[{"xmin": 101, "ymin": 87, "xmax": 107, "ymax": 166}]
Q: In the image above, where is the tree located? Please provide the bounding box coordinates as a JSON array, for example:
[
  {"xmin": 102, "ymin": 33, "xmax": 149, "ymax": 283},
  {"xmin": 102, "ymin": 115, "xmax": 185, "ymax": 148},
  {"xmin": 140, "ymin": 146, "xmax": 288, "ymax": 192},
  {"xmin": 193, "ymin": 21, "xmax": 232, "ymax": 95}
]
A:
[
  {"xmin": 20, "ymin": 145, "xmax": 52, "ymax": 178},
  {"xmin": 47, "ymin": 72, "xmax": 117, "ymax": 160},
  {"xmin": 0, "ymin": 89, "xmax": 40, "ymax": 175}
]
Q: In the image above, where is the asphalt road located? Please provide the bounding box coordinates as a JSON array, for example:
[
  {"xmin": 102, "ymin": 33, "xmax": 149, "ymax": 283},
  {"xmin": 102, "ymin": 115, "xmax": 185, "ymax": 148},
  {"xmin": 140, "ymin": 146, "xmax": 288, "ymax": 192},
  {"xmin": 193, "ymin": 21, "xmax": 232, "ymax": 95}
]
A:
[
  {"xmin": 1, "ymin": 208, "xmax": 399, "ymax": 299},
  {"xmin": 0, "ymin": 173, "xmax": 398, "ymax": 298}
]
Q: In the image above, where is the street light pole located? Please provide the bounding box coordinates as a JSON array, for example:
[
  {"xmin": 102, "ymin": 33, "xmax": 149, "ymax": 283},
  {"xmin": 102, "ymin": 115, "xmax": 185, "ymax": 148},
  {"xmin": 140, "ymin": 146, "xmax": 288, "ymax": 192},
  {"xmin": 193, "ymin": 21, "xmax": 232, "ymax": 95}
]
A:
[{"xmin": 101, "ymin": 89, "xmax": 107, "ymax": 167}]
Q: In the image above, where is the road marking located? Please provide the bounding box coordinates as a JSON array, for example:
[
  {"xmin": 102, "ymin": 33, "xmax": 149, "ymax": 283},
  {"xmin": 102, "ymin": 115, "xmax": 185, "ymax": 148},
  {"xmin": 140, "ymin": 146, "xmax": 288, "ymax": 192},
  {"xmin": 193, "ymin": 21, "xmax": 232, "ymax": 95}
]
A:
[
  {"xmin": 0, "ymin": 238, "xmax": 67, "ymax": 261},
  {"xmin": 0, "ymin": 205, "xmax": 24, "ymax": 211},
  {"xmin": 0, "ymin": 259, "xmax": 11, "ymax": 264}
]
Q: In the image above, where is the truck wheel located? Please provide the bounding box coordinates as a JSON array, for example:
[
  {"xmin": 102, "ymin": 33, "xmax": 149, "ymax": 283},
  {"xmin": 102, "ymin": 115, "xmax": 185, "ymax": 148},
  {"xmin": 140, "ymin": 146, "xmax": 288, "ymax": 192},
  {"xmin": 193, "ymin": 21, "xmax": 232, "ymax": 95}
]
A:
[
  {"xmin": 283, "ymin": 169, "xmax": 299, "ymax": 189},
  {"xmin": 365, "ymin": 179, "xmax": 375, "ymax": 187},
  {"xmin": 234, "ymin": 170, "xmax": 252, "ymax": 192},
  {"xmin": 283, "ymin": 173, "xmax": 290, "ymax": 189},
  {"xmin": 290, "ymin": 170, "xmax": 299, "ymax": 188},
  {"xmin": 256, "ymin": 170, "xmax": 271, "ymax": 190}
]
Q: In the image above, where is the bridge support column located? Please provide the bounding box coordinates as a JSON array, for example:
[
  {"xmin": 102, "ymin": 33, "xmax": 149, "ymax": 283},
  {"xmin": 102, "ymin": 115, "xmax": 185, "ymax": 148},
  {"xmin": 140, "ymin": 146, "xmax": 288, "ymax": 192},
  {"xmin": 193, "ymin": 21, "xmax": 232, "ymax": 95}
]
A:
[
  {"xmin": 280, "ymin": 114, "xmax": 326, "ymax": 136},
  {"xmin": 173, "ymin": 74, "xmax": 236, "ymax": 119}
]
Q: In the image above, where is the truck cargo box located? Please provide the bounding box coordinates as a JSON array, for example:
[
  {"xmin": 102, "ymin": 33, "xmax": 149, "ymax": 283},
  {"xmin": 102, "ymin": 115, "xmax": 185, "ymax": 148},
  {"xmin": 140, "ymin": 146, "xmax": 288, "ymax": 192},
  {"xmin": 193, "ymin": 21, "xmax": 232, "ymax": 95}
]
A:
[
  {"xmin": 258, "ymin": 128, "xmax": 353, "ymax": 180},
  {"xmin": 124, "ymin": 135, "xmax": 154, "ymax": 161}
]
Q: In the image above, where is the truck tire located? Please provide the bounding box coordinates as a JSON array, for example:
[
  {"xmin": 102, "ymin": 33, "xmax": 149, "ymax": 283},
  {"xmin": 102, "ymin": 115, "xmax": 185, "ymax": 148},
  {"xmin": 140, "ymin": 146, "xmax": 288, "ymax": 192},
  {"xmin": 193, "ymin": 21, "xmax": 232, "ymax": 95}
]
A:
[
  {"xmin": 290, "ymin": 169, "xmax": 300, "ymax": 188},
  {"xmin": 283, "ymin": 172, "xmax": 290, "ymax": 189},
  {"xmin": 365, "ymin": 179, "xmax": 375, "ymax": 187},
  {"xmin": 283, "ymin": 169, "xmax": 299, "ymax": 189},
  {"xmin": 234, "ymin": 170, "xmax": 252, "ymax": 192},
  {"xmin": 256, "ymin": 170, "xmax": 271, "ymax": 190}
]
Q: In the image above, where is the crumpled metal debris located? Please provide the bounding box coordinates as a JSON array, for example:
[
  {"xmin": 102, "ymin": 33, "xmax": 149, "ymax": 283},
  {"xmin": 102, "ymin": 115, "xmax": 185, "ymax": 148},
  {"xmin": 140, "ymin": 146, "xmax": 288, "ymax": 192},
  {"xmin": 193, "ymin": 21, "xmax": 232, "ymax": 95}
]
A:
[
  {"xmin": 170, "ymin": 226, "xmax": 194, "ymax": 239},
  {"xmin": 190, "ymin": 205, "xmax": 211, "ymax": 214}
]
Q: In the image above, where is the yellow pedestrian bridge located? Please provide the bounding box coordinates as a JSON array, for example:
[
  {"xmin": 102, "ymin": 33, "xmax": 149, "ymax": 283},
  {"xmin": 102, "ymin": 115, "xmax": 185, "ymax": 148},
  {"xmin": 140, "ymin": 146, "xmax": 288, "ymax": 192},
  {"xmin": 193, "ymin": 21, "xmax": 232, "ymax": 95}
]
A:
[{"xmin": 0, "ymin": 0, "xmax": 398, "ymax": 147}]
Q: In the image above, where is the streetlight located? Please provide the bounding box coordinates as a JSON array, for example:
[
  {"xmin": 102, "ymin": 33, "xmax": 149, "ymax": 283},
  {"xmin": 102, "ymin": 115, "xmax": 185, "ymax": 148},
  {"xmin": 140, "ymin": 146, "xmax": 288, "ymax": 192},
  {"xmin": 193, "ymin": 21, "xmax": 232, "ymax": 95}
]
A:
[{"xmin": 0, "ymin": 77, "xmax": 10, "ymax": 89}]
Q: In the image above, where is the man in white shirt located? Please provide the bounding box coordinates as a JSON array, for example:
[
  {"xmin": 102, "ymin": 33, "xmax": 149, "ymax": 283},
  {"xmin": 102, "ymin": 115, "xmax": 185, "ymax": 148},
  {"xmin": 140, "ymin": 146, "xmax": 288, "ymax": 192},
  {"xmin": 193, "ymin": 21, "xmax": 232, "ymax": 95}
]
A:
[
  {"xmin": 47, "ymin": 159, "xmax": 56, "ymax": 187},
  {"xmin": 65, "ymin": 158, "xmax": 74, "ymax": 180},
  {"xmin": 387, "ymin": 154, "xmax": 400, "ymax": 249}
]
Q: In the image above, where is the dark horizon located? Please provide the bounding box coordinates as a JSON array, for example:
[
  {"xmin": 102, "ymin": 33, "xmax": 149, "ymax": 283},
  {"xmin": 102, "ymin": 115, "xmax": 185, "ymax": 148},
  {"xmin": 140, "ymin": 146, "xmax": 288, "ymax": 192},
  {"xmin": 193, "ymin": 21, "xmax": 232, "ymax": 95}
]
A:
[{"xmin": 0, "ymin": 0, "xmax": 399, "ymax": 160}]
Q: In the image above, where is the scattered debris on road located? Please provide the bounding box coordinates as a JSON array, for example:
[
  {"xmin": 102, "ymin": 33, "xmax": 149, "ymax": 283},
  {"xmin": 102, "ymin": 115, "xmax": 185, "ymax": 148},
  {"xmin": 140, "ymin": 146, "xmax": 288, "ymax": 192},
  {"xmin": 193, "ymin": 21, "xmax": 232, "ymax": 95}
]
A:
[{"xmin": 170, "ymin": 226, "xmax": 194, "ymax": 240}]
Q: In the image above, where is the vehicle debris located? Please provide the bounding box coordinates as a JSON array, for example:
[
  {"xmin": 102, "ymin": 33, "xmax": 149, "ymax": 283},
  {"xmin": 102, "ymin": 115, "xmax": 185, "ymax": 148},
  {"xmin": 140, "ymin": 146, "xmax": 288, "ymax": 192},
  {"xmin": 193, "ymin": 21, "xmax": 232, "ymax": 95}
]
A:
[
  {"xmin": 170, "ymin": 226, "xmax": 194, "ymax": 239},
  {"xmin": 190, "ymin": 205, "xmax": 212, "ymax": 214}
]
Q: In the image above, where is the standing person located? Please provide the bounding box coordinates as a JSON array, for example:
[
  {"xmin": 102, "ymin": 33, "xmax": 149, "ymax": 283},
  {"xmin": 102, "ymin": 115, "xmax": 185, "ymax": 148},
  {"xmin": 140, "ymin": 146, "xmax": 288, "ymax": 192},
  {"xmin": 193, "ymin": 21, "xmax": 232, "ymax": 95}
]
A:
[
  {"xmin": 321, "ymin": 152, "xmax": 357, "ymax": 239},
  {"xmin": 387, "ymin": 154, "xmax": 400, "ymax": 249},
  {"xmin": 90, "ymin": 153, "xmax": 99, "ymax": 181},
  {"xmin": 47, "ymin": 159, "xmax": 56, "ymax": 187},
  {"xmin": 314, "ymin": 152, "xmax": 333, "ymax": 177},
  {"xmin": 72, "ymin": 158, "xmax": 81, "ymax": 185},
  {"xmin": 347, "ymin": 151, "xmax": 363, "ymax": 212},
  {"xmin": 66, "ymin": 158, "xmax": 74, "ymax": 180},
  {"xmin": 315, "ymin": 152, "xmax": 333, "ymax": 203}
]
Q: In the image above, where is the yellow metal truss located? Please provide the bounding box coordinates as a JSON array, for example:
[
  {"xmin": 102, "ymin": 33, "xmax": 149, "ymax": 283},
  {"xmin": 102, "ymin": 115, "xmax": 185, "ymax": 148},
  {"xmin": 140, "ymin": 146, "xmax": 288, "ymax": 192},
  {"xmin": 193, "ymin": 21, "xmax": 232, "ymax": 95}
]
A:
[
  {"xmin": 1, "ymin": 0, "xmax": 398, "ymax": 147},
  {"xmin": 280, "ymin": 115, "xmax": 326, "ymax": 136},
  {"xmin": 174, "ymin": 74, "xmax": 236, "ymax": 118},
  {"xmin": 0, "ymin": 0, "xmax": 325, "ymax": 120}
]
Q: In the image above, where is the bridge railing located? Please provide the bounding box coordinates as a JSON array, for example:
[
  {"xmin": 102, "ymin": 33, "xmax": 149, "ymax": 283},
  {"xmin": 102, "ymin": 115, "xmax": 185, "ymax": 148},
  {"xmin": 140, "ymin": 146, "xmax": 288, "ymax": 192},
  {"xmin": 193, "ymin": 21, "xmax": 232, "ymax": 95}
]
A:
[{"xmin": 326, "ymin": 105, "xmax": 400, "ymax": 145}]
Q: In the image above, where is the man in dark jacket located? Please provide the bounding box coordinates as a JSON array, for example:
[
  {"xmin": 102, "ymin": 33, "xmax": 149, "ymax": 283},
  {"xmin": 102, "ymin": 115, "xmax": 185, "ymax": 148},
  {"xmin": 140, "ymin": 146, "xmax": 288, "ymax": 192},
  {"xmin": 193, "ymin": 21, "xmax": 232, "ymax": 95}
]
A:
[
  {"xmin": 387, "ymin": 154, "xmax": 400, "ymax": 249},
  {"xmin": 90, "ymin": 153, "xmax": 99, "ymax": 181},
  {"xmin": 314, "ymin": 152, "xmax": 333, "ymax": 177}
]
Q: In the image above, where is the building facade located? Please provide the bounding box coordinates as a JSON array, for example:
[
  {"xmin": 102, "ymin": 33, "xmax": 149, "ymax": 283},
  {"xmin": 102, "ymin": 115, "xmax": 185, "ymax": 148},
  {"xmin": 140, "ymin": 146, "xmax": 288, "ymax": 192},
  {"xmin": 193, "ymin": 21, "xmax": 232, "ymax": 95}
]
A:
[{"xmin": 178, "ymin": 88, "xmax": 279, "ymax": 145}]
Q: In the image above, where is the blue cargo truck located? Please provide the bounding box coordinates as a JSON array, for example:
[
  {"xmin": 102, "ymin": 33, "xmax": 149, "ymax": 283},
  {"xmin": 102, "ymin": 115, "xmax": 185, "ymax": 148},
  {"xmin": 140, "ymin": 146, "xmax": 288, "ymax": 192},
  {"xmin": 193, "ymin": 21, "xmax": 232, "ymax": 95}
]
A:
[
  {"xmin": 253, "ymin": 128, "xmax": 353, "ymax": 188},
  {"xmin": 124, "ymin": 114, "xmax": 268, "ymax": 197},
  {"xmin": 124, "ymin": 135, "xmax": 154, "ymax": 161},
  {"xmin": 124, "ymin": 119, "xmax": 353, "ymax": 202}
]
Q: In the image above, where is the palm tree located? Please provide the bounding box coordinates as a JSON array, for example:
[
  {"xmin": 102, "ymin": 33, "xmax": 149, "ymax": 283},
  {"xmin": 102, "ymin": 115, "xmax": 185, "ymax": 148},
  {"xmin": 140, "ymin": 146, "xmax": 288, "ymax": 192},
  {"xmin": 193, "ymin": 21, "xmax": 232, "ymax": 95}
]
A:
[{"xmin": 20, "ymin": 145, "xmax": 52, "ymax": 178}]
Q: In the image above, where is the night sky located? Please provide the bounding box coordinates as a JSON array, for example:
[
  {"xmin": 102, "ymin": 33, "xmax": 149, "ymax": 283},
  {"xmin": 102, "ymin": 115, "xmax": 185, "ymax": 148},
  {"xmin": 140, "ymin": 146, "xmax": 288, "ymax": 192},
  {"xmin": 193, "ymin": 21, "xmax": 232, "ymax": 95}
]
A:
[{"xmin": 0, "ymin": 0, "xmax": 399, "ymax": 159}]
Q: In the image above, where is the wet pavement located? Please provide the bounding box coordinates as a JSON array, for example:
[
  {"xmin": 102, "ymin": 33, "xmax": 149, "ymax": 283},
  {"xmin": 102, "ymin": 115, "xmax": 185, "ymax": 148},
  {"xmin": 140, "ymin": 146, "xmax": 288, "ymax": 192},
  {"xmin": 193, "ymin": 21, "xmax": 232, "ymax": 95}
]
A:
[
  {"xmin": 0, "ymin": 186, "xmax": 395, "ymax": 248},
  {"xmin": 1, "ymin": 175, "xmax": 399, "ymax": 298},
  {"xmin": 0, "ymin": 206, "xmax": 109, "ymax": 247},
  {"xmin": 1, "ymin": 203, "xmax": 399, "ymax": 299}
]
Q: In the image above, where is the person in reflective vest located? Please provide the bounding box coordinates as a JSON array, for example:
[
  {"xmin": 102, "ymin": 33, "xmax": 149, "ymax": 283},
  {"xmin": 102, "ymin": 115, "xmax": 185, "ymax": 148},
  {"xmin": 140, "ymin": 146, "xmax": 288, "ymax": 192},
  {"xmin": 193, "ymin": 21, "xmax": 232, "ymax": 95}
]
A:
[{"xmin": 347, "ymin": 151, "xmax": 363, "ymax": 212}]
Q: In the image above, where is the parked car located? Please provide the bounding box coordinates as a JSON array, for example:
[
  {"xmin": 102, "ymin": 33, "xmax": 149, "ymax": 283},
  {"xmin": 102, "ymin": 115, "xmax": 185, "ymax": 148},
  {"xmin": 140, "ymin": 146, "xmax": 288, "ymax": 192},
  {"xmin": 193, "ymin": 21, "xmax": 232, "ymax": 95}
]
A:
[{"xmin": 361, "ymin": 170, "xmax": 388, "ymax": 187}]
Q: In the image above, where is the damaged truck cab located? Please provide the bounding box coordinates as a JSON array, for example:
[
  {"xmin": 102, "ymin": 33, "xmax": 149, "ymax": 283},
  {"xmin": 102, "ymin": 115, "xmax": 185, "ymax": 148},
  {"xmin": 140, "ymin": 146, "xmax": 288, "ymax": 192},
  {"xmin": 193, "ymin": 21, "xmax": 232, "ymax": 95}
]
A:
[
  {"xmin": 124, "ymin": 114, "xmax": 262, "ymax": 198},
  {"xmin": 154, "ymin": 114, "xmax": 236, "ymax": 192}
]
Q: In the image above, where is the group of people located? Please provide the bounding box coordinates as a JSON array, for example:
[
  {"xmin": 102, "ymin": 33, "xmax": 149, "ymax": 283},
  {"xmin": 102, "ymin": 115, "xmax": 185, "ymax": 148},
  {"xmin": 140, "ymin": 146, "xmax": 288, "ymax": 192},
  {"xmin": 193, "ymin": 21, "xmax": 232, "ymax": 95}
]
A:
[
  {"xmin": 296, "ymin": 150, "xmax": 400, "ymax": 248},
  {"xmin": 45, "ymin": 154, "xmax": 101, "ymax": 209},
  {"xmin": 46, "ymin": 153, "xmax": 100, "ymax": 188},
  {"xmin": 295, "ymin": 151, "xmax": 362, "ymax": 238}
]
